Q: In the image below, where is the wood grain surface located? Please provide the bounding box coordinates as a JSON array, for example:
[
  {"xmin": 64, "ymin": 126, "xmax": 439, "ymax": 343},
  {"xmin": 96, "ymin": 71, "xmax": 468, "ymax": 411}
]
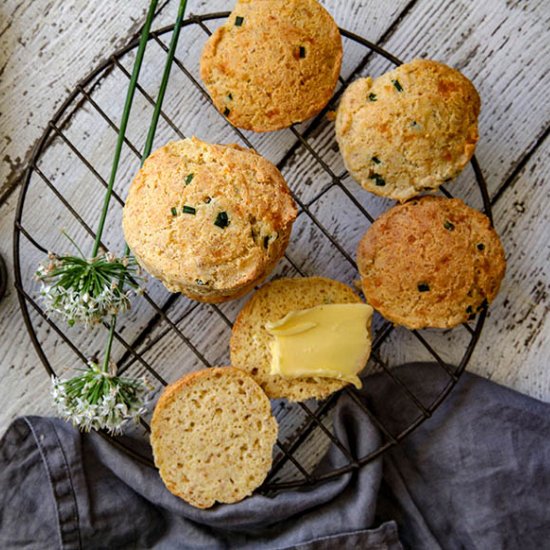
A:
[{"xmin": 0, "ymin": 0, "xmax": 548, "ymax": 441}]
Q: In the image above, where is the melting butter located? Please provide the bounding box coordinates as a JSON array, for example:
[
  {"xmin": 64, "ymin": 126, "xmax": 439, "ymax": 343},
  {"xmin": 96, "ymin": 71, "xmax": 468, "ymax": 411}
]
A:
[{"xmin": 265, "ymin": 303, "xmax": 373, "ymax": 389}]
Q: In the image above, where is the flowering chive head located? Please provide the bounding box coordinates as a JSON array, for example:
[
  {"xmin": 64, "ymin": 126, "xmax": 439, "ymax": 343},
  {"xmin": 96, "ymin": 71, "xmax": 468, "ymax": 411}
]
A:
[
  {"xmin": 36, "ymin": 250, "xmax": 141, "ymax": 327},
  {"xmin": 51, "ymin": 361, "xmax": 150, "ymax": 434}
]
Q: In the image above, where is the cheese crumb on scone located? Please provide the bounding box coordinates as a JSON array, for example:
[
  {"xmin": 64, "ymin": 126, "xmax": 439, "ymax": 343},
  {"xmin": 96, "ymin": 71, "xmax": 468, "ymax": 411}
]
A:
[
  {"xmin": 336, "ymin": 59, "xmax": 480, "ymax": 201},
  {"xmin": 122, "ymin": 137, "xmax": 297, "ymax": 303},
  {"xmin": 357, "ymin": 196, "xmax": 506, "ymax": 329},
  {"xmin": 200, "ymin": 0, "xmax": 342, "ymax": 132}
]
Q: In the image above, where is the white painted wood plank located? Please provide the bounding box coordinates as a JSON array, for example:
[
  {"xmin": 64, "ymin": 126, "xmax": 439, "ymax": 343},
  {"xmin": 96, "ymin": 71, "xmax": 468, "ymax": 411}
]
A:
[{"xmin": 470, "ymin": 141, "xmax": 549, "ymax": 400}]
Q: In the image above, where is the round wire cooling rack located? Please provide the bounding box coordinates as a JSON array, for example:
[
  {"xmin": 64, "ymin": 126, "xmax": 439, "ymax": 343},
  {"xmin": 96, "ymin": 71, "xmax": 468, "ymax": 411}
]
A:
[{"xmin": 13, "ymin": 12, "xmax": 493, "ymax": 493}]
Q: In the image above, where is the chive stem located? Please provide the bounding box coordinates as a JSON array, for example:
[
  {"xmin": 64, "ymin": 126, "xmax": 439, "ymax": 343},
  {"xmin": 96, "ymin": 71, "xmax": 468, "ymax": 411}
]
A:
[
  {"xmin": 101, "ymin": 317, "xmax": 117, "ymax": 373},
  {"xmin": 370, "ymin": 173, "xmax": 386, "ymax": 187},
  {"xmin": 392, "ymin": 79, "xmax": 403, "ymax": 92},
  {"xmin": 96, "ymin": 0, "xmax": 189, "ymax": 374},
  {"xmin": 444, "ymin": 220, "xmax": 455, "ymax": 231},
  {"xmin": 214, "ymin": 211, "xmax": 230, "ymax": 228},
  {"xmin": 91, "ymin": 0, "xmax": 159, "ymax": 259}
]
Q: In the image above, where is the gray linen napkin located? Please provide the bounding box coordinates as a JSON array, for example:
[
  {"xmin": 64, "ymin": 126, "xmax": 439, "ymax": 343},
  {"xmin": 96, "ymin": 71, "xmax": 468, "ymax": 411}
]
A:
[{"xmin": 1, "ymin": 364, "xmax": 548, "ymax": 549}]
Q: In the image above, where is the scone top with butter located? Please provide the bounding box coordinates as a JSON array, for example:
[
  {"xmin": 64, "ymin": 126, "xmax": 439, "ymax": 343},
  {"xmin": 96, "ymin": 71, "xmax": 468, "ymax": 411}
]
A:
[
  {"xmin": 357, "ymin": 196, "xmax": 506, "ymax": 329},
  {"xmin": 231, "ymin": 277, "xmax": 373, "ymax": 401},
  {"xmin": 122, "ymin": 137, "xmax": 297, "ymax": 303},
  {"xmin": 336, "ymin": 59, "xmax": 480, "ymax": 201},
  {"xmin": 200, "ymin": 0, "xmax": 342, "ymax": 132}
]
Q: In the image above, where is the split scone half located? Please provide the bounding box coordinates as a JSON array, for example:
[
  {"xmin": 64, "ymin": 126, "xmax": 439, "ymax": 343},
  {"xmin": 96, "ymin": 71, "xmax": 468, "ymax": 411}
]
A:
[
  {"xmin": 151, "ymin": 367, "xmax": 278, "ymax": 509},
  {"xmin": 231, "ymin": 277, "xmax": 373, "ymax": 402}
]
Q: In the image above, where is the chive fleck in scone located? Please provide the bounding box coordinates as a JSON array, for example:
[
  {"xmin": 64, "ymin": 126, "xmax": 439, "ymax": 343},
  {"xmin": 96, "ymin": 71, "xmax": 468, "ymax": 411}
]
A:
[
  {"xmin": 230, "ymin": 277, "xmax": 365, "ymax": 401},
  {"xmin": 357, "ymin": 196, "xmax": 506, "ymax": 329},
  {"xmin": 151, "ymin": 367, "xmax": 278, "ymax": 509},
  {"xmin": 336, "ymin": 59, "xmax": 481, "ymax": 201},
  {"xmin": 200, "ymin": 0, "xmax": 342, "ymax": 132},
  {"xmin": 122, "ymin": 137, "xmax": 297, "ymax": 303}
]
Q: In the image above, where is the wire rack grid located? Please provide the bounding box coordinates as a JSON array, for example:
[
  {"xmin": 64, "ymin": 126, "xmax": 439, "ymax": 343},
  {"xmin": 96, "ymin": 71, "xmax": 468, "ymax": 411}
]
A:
[{"xmin": 13, "ymin": 11, "xmax": 492, "ymax": 492}]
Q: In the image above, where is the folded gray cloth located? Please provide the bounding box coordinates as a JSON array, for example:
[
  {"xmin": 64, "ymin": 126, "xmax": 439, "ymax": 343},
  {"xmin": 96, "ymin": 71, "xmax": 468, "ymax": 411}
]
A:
[{"xmin": 1, "ymin": 364, "xmax": 548, "ymax": 549}]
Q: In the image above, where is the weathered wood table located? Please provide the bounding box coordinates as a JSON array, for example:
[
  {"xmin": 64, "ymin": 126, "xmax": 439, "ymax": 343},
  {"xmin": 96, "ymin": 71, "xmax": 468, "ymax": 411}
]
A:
[{"xmin": 0, "ymin": 0, "xmax": 548, "ymax": 437}]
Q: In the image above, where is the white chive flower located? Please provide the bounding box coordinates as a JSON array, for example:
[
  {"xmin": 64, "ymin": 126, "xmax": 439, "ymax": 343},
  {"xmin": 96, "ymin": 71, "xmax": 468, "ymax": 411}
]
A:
[
  {"xmin": 36, "ymin": 249, "xmax": 141, "ymax": 327},
  {"xmin": 51, "ymin": 361, "xmax": 151, "ymax": 435}
]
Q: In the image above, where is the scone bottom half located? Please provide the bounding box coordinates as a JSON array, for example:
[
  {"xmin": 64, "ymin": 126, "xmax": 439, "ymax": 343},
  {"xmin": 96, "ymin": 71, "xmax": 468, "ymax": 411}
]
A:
[
  {"xmin": 336, "ymin": 59, "xmax": 481, "ymax": 202},
  {"xmin": 230, "ymin": 276, "xmax": 374, "ymax": 402},
  {"xmin": 122, "ymin": 137, "xmax": 297, "ymax": 304},
  {"xmin": 357, "ymin": 196, "xmax": 506, "ymax": 330},
  {"xmin": 151, "ymin": 367, "xmax": 278, "ymax": 509}
]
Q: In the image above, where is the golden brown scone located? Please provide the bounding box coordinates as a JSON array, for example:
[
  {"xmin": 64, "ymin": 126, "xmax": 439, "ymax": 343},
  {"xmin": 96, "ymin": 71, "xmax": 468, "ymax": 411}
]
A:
[
  {"xmin": 230, "ymin": 277, "xmax": 365, "ymax": 401},
  {"xmin": 336, "ymin": 59, "xmax": 481, "ymax": 201},
  {"xmin": 122, "ymin": 137, "xmax": 297, "ymax": 303},
  {"xmin": 357, "ymin": 196, "xmax": 506, "ymax": 329},
  {"xmin": 200, "ymin": 0, "xmax": 342, "ymax": 132},
  {"xmin": 151, "ymin": 367, "xmax": 278, "ymax": 509}
]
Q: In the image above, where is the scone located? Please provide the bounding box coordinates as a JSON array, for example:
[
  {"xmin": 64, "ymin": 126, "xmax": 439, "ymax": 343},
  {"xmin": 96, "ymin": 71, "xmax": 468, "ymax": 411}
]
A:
[
  {"xmin": 231, "ymin": 277, "xmax": 366, "ymax": 401},
  {"xmin": 357, "ymin": 196, "xmax": 506, "ymax": 329},
  {"xmin": 122, "ymin": 137, "xmax": 297, "ymax": 303},
  {"xmin": 151, "ymin": 367, "xmax": 278, "ymax": 509},
  {"xmin": 200, "ymin": 0, "xmax": 342, "ymax": 132},
  {"xmin": 336, "ymin": 59, "xmax": 480, "ymax": 201}
]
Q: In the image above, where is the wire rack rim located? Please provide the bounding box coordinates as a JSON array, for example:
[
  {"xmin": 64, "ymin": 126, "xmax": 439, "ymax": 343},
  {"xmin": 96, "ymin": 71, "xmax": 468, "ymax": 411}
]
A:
[{"xmin": 13, "ymin": 11, "xmax": 492, "ymax": 493}]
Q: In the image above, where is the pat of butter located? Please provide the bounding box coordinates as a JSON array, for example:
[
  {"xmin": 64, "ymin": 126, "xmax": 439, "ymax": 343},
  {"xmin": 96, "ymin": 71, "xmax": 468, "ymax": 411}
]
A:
[{"xmin": 265, "ymin": 303, "xmax": 373, "ymax": 389}]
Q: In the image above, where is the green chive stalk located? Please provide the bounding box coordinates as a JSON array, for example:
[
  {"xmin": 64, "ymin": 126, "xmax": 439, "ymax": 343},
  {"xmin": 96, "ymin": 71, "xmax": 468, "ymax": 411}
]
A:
[
  {"xmin": 99, "ymin": 0, "xmax": 189, "ymax": 372},
  {"xmin": 92, "ymin": 0, "xmax": 160, "ymax": 259}
]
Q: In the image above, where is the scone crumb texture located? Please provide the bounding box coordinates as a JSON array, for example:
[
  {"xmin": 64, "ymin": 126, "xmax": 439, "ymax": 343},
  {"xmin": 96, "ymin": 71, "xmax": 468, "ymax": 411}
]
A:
[{"xmin": 151, "ymin": 367, "xmax": 278, "ymax": 509}]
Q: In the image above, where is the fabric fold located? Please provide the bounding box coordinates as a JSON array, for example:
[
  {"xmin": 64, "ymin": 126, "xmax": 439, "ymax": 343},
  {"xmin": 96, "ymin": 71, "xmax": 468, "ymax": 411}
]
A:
[
  {"xmin": 2, "ymin": 364, "xmax": 549, "ymax": 549},
  {"xmin": 0, "ymin": 386, "xmax": 388, "ymax": 549}
]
